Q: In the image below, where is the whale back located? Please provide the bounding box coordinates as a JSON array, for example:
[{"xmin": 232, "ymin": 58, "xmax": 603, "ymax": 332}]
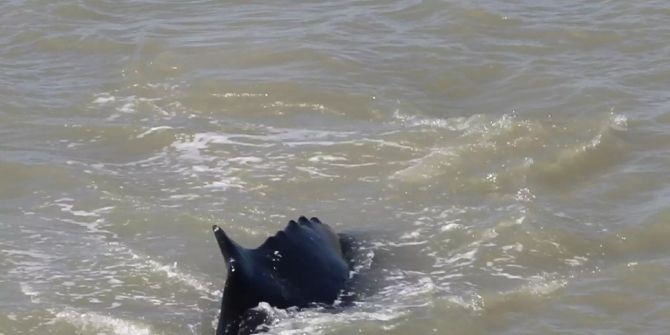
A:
[{"xmin": 213, "ymin": 216, "xmax": 350, "ymax": 335}]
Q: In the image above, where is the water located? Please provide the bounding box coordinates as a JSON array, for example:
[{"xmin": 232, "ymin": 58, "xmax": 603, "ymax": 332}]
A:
[{"xmin": 2, "ymin": 0, "xmax": 670, "ymax": 334}]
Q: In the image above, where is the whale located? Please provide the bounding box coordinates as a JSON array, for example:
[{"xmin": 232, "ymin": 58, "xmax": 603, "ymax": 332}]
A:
[{"xmin": 212, "ymin": 216, "xmax": 353, "ymax": 335}]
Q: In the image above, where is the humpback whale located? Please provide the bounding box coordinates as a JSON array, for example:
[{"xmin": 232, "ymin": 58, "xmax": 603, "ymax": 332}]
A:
[{"xmin": 212, "ymin": 216, "xmax": 352, "ymax": 335}]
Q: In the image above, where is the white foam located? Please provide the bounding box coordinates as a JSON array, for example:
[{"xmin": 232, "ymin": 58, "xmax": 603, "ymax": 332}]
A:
[
  {"xmin": 20, "ymin": 282, "xmax": 40, "ymax": 303},
  {"xmin": 609, "ymin": 113, "xmax": 628, "ymax": 131},
  {"xmin": 400, "ymin": 230, "xmax": 421, "ymax": 240},
  {"xmin": 502, "ymin": 242, "xmax": 524, "ymax": 253},
  {"xmin": 440, "ymin": 222, "xmax": 463, "ymax": 232},
  {"xmin": 228, "ymin": 156, "xmax": 264, "ymax": 164},
  {"xmin": 1, "ymin": 248, "xmax": 53, "ymax": 261},
  {"xmin": 564, "ymin": 256, "xmax": 588, "ymax": 267},
  {"xmin": 514, "ymin": 187, "xmax": 536, "ymax": 202},
  {"xmin": 489, "ymin": 271, "xmax": 525, "ymax": 280},
  {"xmin": 145, "ymin": 259, "xmax": 218, "ymax": 298},
  {"xmin": 56, "ymin": 200, "xmax": 115, "ymax": 219},
  {"xmin": 308, "ymin": 155, "xmax": 347, "ymax": 163},
  {"xmin": 451, "ymin": 292, "xmax": 487, "ymax": 311},
  {"xmin": 136, "ymin": 126, "xmax": 173, "ymax": 139},
  {"xmin": 392, "ymin": 110, "xmax": 469, "ymax": 130},
  {"xmin": 169, "ymin": 193, "xmax": 200, "ymax": 200},
  {"xmin": 522, "ymin": 276, "xmax": 567, "ymax": 296},
  {"xmin": 212, "ymin": 92, "xmax": 269, "ymax": 98},
  {"xmin": 53, "ymin": 310, "xmax": 153, "ymax": 335},
  {"xmin": 436, "ymin": 247, "xmax": 478, "ymax": 268},
  {"xmin": 202, "ymin": 178, "xmax": 245, "ymax": 191},
  {"xmin": 92, "ymin": 93, "xmax": 116, "ymax": 105},
  {"xmin": 267, "ymin": 301, "xmax": 407, "ymax": 335},
  {"xmin": 295, "ymin": 166, "xmax": 337, "ymax": 178},
  {"xmin": 118, "ymin": 101, "xmax": 135, "ymax": 114},
  {"xmin": 171, "ymin": 132, "xmax": 269, "ymax": 163},
  {"xmin": 264, "ymin": 100, "xmax": 326, "ymax": 111}
]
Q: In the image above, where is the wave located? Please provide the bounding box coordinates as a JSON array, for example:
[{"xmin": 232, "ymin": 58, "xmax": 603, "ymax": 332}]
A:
[{"xmin": 390, "ymin": 111, "xmax": 630, "ymax": 193}]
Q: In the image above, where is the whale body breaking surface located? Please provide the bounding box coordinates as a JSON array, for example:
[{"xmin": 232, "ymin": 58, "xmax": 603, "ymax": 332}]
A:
[{"xmin": 212, "ymin": 216, "xmax": 353, "ymax": 335}]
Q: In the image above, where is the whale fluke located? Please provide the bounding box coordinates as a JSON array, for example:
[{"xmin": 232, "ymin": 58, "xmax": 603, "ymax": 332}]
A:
[{"xmin": 213, "ymin": 216, "xmax": 352, "ymax": 335}]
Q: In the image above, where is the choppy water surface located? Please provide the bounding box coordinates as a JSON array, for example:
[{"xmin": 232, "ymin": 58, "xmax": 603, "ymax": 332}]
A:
[{"xmin": 2, "ymin": 1, "xmax": 670, "ymax": 334}]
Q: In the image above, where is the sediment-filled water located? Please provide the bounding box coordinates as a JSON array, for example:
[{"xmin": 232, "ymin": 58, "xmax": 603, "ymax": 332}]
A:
[{"xmin": 2, "ymin": 1, "xmax": 670, "ymax": 334}]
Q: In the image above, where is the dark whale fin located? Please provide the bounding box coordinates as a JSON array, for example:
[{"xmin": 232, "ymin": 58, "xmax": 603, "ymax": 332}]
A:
[
  {"xmin": 213, "ymin": 216, "xmax": 352, "ymax": 335},
  {"xmin": 212, "ymin": 225, "xmax": 243, "ymax": 264},
  {"xmin": 255, "ymin": 216, "xmax": 344, "ymax": 260}
]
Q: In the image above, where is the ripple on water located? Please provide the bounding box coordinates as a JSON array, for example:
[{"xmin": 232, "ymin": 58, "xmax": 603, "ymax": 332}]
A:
[
  {"xmin": 2, "ymin": 195, "xmax": 222, "ymax": 334},
  {"xmin": 390, "ymin": 111, "xmax": 630, "ymax": 193}
]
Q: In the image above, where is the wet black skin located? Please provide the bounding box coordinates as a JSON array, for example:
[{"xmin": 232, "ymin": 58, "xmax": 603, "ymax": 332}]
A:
[{"xmin": 213, "ymin": 216, "xmax": 351, "ymax": 335}]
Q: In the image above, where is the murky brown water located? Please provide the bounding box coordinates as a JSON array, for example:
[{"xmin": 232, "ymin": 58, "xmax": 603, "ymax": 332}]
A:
[{"xmin": 2, "ymin": 1, "xmax": 670, "ymax": 334}]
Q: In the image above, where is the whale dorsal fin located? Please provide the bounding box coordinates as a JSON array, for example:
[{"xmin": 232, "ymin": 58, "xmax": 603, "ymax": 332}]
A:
[
  {"xmin": 213, "ymin": 216, "xmax": 352, "ymax": 335},
  {"xmin": 212, "ymin": 225, "xmax": 244, "ymax": 265}
]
